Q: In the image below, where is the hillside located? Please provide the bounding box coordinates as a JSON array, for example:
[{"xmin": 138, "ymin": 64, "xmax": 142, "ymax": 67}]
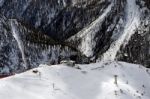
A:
[
  {"xmin": 0, "ymin": 0, "xmax": 150, "ymax": 74},
  {"xmin": 0, "ymin": 61, "xmax": 150, "ymax": 99}
]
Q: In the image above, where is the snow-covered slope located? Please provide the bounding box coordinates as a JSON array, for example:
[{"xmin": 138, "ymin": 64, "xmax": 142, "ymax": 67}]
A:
[
  {"xmin": 68, "ymin": 1, "xmax": 114, "ymax": 57},
  {"xmin": 0, "ymin": 62, "xmax": 150, "ymax": 99},
  {"xmin": 101, "ymin": 0, "xmax": 140, "ymax": 61}
]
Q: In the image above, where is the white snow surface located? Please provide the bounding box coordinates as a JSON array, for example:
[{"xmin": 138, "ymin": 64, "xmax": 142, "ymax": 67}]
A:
[
  {"xmin": 102, "ymin": 0, "xmax": 141, "ymax": 61},
  {"xmin": 0, "ymin": 61, "xmax": 150, "ymax": 99}
]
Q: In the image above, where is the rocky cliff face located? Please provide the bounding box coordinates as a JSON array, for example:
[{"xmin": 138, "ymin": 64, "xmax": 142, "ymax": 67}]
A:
[{"xmin": 0, "ymin": 0, "xmax": 150, "ymax": 74}]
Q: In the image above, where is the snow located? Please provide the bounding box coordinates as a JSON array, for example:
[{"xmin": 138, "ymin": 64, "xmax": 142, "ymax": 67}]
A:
[
  {"xmin": 10, "ymin": 19, "xmax": 27, "ymax": 69},
  {"xmin": 0, "ymin": 61, "xmax": 150, "ymax": 99},
  {"xmin": 0, "ymin": 0, "xmax": 4, "ymax": 7},
  {"xmin": 21, "ymin": 0, "xmax": 32, "ymax": 15},
  {"xmin": 69, "ymin": 1, "xmax": 113, "ymax": 57},
  {"xmin": 102, "ymin": 0, "xmax": 141, "ymax": 61},
  {"xmin": 62, "ymin": 0, "xmax": 67, "ymax": 7}
]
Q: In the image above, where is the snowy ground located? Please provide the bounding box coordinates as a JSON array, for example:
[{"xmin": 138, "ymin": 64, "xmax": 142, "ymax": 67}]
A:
[{"xmin": 0, "ymin": 61, "xmax": 150, "ymax": 99}]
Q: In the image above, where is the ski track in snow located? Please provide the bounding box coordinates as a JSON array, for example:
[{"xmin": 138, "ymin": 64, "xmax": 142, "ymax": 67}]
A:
[
  {"xmin": 102, "ymin": 0, "xmax": 140, "ymax": 61},
  {"xmin": 10, "ymin": 19, "xmax": 27, "ymax": 69}
]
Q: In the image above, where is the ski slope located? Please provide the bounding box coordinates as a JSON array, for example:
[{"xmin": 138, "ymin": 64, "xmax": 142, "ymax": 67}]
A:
[
  {"xmin": 102, "ymin": 0, "xmax": 140, "ymax": 60},
  {"xmin": 0, "ymin": 61, "xmax": 150, "ymax": 99}
]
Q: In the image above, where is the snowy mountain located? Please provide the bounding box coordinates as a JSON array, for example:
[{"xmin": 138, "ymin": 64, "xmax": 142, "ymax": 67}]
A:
[
  {"xmin": 0, "ymin": 0, "xmax": 150, "ymax": 73},
  {"xmin": 0, "ymin": 61, "xmax": 150, "ymax": 99},
  {"xmin": 67, "ymin": 0, "xmax": 150, "ymax": 68},
  {"xmin": 0, "ymin": 0, "xmax": 150, "ymax": 98}
]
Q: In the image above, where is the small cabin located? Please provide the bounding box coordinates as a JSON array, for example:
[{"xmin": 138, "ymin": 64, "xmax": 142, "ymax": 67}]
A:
[{"xmin": 60, "ymin": 60, "xmax": 75, "ymax": 67}]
